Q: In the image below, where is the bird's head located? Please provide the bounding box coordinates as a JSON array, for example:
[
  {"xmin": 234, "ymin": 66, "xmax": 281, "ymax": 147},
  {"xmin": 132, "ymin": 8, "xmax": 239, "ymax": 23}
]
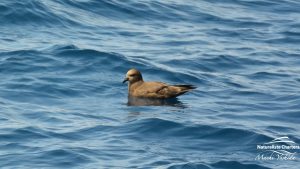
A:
[{"xmin": 123, "ymin": 68, "xmax": 143, "ymax": 84}]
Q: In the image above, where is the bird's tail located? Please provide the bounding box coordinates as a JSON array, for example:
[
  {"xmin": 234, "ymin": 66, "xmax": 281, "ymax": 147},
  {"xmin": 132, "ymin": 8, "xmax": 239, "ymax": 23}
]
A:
[{"xmin": 173, "ymin": 85, "xmax": 196, "ymax": 91}]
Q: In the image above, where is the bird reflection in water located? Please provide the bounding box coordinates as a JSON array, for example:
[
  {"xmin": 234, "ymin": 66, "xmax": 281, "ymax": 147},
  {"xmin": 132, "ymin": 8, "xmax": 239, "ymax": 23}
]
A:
[{"xmin": 127, "ymin": 96, "xmax": 186, "ymax": 108}]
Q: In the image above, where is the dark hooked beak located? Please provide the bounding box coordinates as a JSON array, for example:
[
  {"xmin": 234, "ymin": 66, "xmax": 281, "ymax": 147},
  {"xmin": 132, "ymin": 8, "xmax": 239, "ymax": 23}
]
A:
[{"xmin": 122, "ymin": 77, "xmax": 129, "ymax": 83}]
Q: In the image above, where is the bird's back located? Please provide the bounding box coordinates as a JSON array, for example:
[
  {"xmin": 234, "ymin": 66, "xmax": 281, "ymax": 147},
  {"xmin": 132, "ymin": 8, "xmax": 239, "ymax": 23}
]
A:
[{"xmin": 130, "ymin": 81, "xmax": 195, "ymax": 99}]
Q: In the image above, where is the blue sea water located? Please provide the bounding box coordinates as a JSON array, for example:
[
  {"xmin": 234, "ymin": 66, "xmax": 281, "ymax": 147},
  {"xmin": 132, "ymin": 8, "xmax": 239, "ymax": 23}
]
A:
[{"xmin": 0, "ymin": 0, "xmax": 300, "ymax": 168}]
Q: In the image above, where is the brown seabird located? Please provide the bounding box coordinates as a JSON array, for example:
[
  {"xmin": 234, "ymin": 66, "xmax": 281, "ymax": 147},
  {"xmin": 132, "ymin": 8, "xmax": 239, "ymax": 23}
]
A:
[{"xmin": 123, "ymin": 68, "xmax": 196, "ymax": 99}]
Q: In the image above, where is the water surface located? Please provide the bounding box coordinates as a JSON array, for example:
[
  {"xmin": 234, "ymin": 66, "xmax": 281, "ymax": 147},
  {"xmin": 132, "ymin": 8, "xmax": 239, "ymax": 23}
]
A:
[{"xmin": 0, "ymin": 0, "xmax": 300, "ymax": 168}]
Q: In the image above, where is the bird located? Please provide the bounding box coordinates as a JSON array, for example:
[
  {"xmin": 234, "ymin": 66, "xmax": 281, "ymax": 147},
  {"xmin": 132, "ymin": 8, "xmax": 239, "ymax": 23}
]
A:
[{"xmin": 123, "ymin": 68, "xmax": 196, "ymax": 99}]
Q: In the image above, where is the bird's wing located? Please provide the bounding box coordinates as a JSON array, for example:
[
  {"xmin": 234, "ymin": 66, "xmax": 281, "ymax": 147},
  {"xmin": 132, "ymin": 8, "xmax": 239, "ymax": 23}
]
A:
[{"xmin": 137, "ymin": 82, "xmax": 189, "ymax": 99}]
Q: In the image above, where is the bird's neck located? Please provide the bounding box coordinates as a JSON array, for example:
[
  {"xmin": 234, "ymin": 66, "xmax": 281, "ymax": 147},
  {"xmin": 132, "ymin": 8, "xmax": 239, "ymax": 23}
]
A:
[{"xmin": 129, "ymin": 80, "xmax": 143, "ymax": 92}]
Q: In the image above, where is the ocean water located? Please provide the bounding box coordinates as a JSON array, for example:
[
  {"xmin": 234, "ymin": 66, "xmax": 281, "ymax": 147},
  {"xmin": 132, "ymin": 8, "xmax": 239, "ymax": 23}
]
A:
[{"xmin": 0, "ymin": 0, "xmax": 300, "ymax": 168}]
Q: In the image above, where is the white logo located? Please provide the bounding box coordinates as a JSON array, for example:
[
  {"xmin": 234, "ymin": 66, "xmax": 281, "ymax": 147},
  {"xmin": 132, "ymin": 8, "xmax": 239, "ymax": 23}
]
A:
[{"xmin": 255, "ymin": 136, "xmax": 300, "ymax": 161}]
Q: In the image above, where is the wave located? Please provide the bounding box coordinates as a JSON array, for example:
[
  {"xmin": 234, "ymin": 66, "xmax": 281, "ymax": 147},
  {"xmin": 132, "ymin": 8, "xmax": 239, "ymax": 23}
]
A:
[
  {"xmin": 0, "ymin": 44, "xmax": 136, "ymax": 74},
  {"xmin": 0, "ymin": 0, "xmax": 285, "ymax": 27},
  {"xmin": 112, "ymin": 118, "xmax": 273, "ymax": 149},
  {"xmin": 0, "ymin": 0, "xmax": 201, "ymax": 26},
  {"xmin": 248, "ymin": 71, "xmax": 291, "ymax": 80},
  {"xmin": 0, "ymin": 45, "xmax": 131, "ymax": 101},
  {"xmin": 27, "ymin": 117, "xmax": 273, "ymax": 149},
  {"xmin": 0, "ymin": 1, "xmax": 76, "ymax": 26},
  {"xmin": 168, "ymin": 161, "xmax": 271, "ymax": 169}
]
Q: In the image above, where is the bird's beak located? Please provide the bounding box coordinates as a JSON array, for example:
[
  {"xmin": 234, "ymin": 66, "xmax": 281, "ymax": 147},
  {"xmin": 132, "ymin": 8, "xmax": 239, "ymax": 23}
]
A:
[{"xmin": 122, "ymin": 77, "xmax": 129, "ymax": 83}]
